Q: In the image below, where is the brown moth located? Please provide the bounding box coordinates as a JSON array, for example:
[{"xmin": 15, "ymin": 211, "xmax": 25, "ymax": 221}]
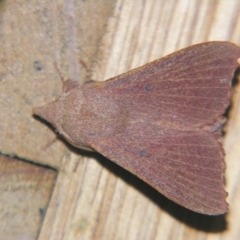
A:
[{"xmin": 34, "ymin": 42, "xmax": 240, "ymax": 215}]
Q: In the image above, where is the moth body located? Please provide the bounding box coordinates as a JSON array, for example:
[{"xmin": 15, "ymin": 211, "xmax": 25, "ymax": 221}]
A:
[{"xmin": 34, "ymin": 42, "xmax": 240, "ymax": 215}]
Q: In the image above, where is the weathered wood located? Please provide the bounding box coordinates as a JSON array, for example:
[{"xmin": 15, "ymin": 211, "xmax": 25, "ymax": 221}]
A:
[{"xmin": 0, "ymin": 0, "xmax": 240, "ymax": 239}]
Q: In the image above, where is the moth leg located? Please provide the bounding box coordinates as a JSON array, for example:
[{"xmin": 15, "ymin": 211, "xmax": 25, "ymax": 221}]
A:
[{"xmin": 41, "ymin": 137, "xmax": 58, "ymax": 151}]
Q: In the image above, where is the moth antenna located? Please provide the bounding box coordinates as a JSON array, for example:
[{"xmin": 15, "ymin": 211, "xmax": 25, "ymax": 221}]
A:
[
  {"xmin": 79, "ymin": 59, "xmax": 88, "ymax": 71},
  {"xmin": 79, "ymin": 59, "xmax": 91, "ymax": 80},
  {"xmin": 54, "ymin": 63, "xmax": 65, "ymax": 83}
]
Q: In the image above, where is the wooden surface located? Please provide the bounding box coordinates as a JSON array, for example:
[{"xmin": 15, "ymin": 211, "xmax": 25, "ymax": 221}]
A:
[{"xmin": 1, "ymin": 0, "xmax": 240, "ymax": 239}]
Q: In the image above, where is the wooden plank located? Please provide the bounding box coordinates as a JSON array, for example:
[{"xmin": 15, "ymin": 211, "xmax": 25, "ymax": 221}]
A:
[
  {"xmin": 1, "ymin": 0, "xmax": 240, "ymax": 239},
  {"xmin": 0, "ymin": 155, "xmax": 56, "ymax": 239}
]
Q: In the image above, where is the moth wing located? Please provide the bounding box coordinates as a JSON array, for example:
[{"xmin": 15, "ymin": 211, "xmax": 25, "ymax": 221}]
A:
[
  {"xmin": 89, "ymin": 123, "xmax": 227, "ymax": 215},
  {"xmin": 99, "ymin": 42, "xmax": 240, "ymax": 129},
  {"xmin": 87, "ymin": 42, "xmax": 239, "ymax": 214}
]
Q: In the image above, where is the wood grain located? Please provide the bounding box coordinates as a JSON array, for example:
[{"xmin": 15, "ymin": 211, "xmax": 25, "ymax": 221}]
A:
[
  {"xmin": 0, "ymin": 155, "xmax": 56, "ymax": 239},
  {"xmin": 0, "ymin": 0, "xmax": 240, "ymax": 239}
]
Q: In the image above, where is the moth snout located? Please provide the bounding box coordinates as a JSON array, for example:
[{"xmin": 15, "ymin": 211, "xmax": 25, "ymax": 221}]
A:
[{"xmin": 33, "ymin": 100, "xmax": 63, "ymax": 130}]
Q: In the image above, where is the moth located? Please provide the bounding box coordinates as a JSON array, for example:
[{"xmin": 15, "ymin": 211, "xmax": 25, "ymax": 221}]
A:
[{"xmin": 34, "ymin": 42, "xmax": 240, "ymax": 215}]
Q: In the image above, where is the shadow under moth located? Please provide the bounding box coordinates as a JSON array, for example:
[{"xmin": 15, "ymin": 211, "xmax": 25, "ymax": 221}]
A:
[{"xmin": 34, "ymin": 42, "xmax": 240, "ymax": 215}]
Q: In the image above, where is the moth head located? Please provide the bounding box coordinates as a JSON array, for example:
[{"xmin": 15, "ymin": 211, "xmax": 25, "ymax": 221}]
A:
[
  {"xmin": 33, "ymin": 83, "xmax": 95, "ymax": 151},
  {"xmin": 33, "ymin": 98, "xmax": 64, "ymax": 134},
  {"xmin": 33, "ymin": 79, "xmax": 81, "ymax": 144}
]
